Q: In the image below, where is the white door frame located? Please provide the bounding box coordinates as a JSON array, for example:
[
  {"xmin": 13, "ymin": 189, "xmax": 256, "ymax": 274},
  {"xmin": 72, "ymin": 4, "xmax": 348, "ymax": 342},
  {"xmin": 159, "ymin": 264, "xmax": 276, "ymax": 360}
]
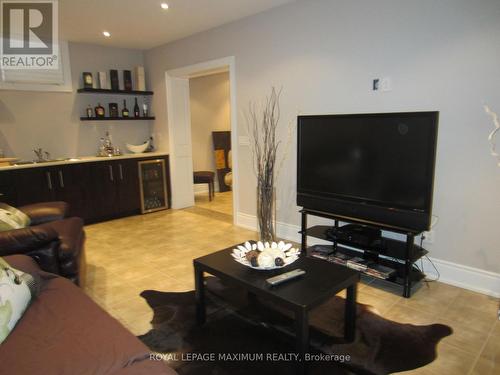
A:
[{"xmin": 165, "ymin": 56, "xmax": 239, "ymax": 222}]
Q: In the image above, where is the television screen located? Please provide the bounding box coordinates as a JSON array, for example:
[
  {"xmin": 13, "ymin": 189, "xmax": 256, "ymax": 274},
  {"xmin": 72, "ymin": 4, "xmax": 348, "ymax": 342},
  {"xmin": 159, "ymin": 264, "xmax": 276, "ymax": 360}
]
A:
[{"xmin": 297, "ymin": 112, "xmax": 438, "ymax": 231}]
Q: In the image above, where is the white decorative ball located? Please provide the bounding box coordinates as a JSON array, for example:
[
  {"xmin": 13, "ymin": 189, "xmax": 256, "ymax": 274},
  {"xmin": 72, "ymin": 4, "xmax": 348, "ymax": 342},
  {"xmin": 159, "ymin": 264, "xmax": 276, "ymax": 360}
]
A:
[
  {"xmin": 267, "ymin": 248, "xmax": 286, "ymax": 259},
  {"xmin": 257, "ymin": 251, "xmax": 275, "ymax": 268}
]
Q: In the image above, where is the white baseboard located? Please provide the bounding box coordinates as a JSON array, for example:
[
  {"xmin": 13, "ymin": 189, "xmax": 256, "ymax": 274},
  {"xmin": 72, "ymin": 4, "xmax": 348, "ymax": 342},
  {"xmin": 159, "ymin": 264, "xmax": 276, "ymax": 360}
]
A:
[
  {"xmin": 236, "ymin": 212, "xmax": 500, "ymax": 298},
  {"xmin": 236, "ymin": 212, "xmax": 257, "ymax": 231},
  {"xmin": 419, "ymin": 257, "xmax": 500, "ymax": 298}
]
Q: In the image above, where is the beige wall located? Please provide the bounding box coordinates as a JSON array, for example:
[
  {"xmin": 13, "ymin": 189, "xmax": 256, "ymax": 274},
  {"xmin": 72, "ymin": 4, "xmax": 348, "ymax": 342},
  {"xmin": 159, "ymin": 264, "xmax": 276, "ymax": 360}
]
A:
[
  {"xmin": 0, "ymin": 43, "xmax": 151, "ymax": 161},
  {"xmin": 190, "ymin": 72, "xmax": 230, "ymax": 192},
  {"xmin": 146, "ymin": 0, "xmax": 500, "ymax": 275}
]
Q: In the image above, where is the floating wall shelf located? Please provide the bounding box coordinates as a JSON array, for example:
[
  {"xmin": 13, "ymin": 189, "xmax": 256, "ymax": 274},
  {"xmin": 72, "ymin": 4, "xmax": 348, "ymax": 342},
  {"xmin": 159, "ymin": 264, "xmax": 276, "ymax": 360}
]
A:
[
  {"xmin": 80, "ymin": 116, "xmax": 155, "ymax": 121},
  {"xmin": 77, "ymin": 88, "xmax": 154, "ymax": 96}
]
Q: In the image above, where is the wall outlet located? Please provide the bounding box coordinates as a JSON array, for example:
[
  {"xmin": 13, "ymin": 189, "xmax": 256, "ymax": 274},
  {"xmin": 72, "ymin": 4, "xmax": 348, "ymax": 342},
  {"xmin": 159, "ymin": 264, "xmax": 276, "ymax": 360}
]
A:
[{"xmin": 423, "ymin": 230, "xmax": 435, "ymax": 244}]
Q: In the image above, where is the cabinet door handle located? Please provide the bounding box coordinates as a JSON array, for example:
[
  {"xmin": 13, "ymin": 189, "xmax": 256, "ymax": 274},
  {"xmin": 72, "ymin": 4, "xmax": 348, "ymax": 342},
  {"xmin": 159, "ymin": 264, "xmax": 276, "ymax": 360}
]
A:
[
  {"xmin": 109, "ymin": 165, "xmax": 114, "ymax": 182},
  {"xmin": 58, "ymin": 170, "xmax": 65, "ymax": 188},
  {"xmin": 119, "ymin": 164, "xmax": 123, "ymax": 180},
  {"xmin": 46, "ymin": 172, "xmax": 52, "ymax": 190}
]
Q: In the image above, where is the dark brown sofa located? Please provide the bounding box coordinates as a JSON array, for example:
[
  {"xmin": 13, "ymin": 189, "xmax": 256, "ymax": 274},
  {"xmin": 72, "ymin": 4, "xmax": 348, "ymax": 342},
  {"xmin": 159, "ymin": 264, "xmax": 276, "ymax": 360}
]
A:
[
  {"xmin": 0, "ymin": 202, "xmax": 85, "ymax": 285},
  {"xmin": 0, "ymin": 255, "xmax": 176, "ymax": 375}
]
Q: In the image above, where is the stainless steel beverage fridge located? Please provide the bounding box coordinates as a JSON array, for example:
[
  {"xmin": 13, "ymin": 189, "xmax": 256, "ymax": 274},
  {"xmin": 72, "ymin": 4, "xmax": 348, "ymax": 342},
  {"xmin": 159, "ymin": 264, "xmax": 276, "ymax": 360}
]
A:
[{"xmin": 138, "ymin": 159, "xmax": 169, "ymax": 213}]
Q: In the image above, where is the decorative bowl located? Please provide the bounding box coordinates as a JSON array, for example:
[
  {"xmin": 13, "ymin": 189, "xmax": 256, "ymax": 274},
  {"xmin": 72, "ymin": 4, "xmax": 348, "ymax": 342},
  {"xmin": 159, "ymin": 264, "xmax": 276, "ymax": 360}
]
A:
[
  {"xmin": 126, "ymin": 140, "xmax": 150, "ymax": 154},
  {"xmin": 231, "ymin": 241, "xmax": 300, "ymax": 270}
]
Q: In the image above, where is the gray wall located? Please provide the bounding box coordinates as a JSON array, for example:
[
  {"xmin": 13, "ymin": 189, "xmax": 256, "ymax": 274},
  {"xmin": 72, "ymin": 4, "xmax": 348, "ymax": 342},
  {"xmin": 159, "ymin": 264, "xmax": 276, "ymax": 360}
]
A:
[
  {"xmin": 0, "ymin": 43, "xmax": 151, "ymax": 160},
  {"xmin": 190, "ymin": 72, "xmax": 230, "ymax": 192},
  {"xmin": 145, "ymin": 0, "xmax": 500, "ymax": 273}
]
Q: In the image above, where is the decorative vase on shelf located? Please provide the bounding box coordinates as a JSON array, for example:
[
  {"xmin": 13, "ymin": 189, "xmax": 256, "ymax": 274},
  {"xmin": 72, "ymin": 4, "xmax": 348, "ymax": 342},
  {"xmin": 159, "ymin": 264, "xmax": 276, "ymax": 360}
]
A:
[{"xmin": 256, "ymin": 186, "xmax": 276, "ymax": 242}]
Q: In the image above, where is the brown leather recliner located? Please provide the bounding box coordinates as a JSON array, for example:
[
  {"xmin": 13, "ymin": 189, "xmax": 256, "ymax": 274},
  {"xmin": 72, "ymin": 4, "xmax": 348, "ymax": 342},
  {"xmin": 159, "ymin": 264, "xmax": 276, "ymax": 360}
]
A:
[
  {"xmin": 19, "ymin": 201, "xmax": 69, "ymax": 225},
  {"xmin": 0, "ymin": 201, "xmax": 85, "ymax": 286}
]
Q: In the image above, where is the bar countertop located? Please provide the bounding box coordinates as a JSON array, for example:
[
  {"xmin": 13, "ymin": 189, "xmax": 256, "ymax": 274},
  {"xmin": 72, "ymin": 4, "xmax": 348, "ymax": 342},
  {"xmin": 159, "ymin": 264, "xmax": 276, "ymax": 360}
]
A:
[{"xmin": 0, "ymin": 152, "xmax": 169, "ymax": 171}]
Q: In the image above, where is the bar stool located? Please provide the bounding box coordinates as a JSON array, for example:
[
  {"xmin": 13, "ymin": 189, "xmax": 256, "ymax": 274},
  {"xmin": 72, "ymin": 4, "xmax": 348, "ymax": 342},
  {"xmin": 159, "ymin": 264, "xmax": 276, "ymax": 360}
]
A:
[{"xmin": 193, "ymin": 171, "xmax": 215, "ymax": 201}]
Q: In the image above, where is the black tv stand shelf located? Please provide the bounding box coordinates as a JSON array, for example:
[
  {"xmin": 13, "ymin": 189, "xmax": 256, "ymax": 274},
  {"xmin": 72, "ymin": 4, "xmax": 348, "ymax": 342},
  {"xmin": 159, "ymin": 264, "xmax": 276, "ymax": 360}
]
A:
[
  {"xmin": 303, "ymin": 225, "xmax": 428, "ymax": 262},
  {"xmin": 300, "ymin": 209, "xmax": 427, "ymax": 298}
]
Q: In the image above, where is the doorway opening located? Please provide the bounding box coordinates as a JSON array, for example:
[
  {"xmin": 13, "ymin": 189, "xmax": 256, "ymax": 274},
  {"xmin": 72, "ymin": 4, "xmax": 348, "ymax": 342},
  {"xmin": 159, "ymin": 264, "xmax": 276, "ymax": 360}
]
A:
[
  {"xmin": 190, "ymin": 72, "xmax": 232, "ymax": 218},
  {"xmin": 165, "ymin": 57, "xmax": 238, "ymax": 223}
]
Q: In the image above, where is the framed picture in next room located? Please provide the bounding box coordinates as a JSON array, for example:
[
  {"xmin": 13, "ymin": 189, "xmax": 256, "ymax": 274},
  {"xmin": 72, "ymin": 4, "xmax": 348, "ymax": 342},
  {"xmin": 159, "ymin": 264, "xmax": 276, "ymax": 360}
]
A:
[{"xmin": 212, "ymin": 131, "xmax": 232, "ymax": 192}]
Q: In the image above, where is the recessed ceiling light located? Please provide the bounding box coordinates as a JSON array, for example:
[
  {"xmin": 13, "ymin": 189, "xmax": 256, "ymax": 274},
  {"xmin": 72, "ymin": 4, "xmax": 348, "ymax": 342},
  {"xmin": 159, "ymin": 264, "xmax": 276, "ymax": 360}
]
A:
[
  {"xmin": 102, "ymin": 31, "xmax": 111, "ymax": 37},
  {"xmin": 160, "ymin": 3, "xmax": 169, "ymax": 10}
]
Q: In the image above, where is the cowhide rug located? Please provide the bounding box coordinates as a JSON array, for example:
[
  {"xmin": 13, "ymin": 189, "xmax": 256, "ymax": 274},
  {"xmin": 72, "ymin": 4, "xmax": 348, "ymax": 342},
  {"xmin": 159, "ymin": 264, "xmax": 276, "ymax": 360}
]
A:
[{"xmin": 138, "ymin": 278, "xmax": 452, "ymax": 375}]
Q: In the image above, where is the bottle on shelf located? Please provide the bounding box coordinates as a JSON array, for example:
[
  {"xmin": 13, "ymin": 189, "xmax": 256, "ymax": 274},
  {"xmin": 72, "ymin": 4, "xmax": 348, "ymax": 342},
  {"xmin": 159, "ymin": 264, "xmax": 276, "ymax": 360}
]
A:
[
  {"xmin": 94, "ymin": 103, "xmax": 105, "ymax": 118},
  {"xmin": 143, "ymin": 102, "xmax": 149, "ymax": 117},
  {"xmin": 134, "ymin": 97, "xmax": 140, "ymax": 118},
  {"xmin": 82, "ymin": 72, "xmax": 93, "ymax": 89},
  {"xmin": 86, "ymin": 105, "xmax": 93, "ymax": 118},
  {"xmin": 122, "ymin": 99, "xmax": 129, "ymax": 118},
  {"xmin": 109, "ymin": 103, "xmax": 119, "ymax": 118}
]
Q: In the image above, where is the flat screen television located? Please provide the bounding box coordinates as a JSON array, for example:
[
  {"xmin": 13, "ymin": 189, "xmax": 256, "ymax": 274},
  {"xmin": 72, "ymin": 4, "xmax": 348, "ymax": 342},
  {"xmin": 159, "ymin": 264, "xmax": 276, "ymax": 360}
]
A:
[{"xmin": 297, "ymin": 111, "xmax": 439, "ymax": 232}]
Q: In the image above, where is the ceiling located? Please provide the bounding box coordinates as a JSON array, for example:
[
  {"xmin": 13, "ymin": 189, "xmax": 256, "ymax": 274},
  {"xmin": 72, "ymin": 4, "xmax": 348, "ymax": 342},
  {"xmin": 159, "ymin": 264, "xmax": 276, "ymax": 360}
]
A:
[{"xmin": 59, "ymin": 0, "xmax": 295, "ymax": 50}]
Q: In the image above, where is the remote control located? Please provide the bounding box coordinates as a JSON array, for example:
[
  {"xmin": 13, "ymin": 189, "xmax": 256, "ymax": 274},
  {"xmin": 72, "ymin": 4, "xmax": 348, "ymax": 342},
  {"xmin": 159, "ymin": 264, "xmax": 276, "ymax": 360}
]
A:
[{"xmin": 266, "ymin": 269, "xmax": 306, "ymax": 286}]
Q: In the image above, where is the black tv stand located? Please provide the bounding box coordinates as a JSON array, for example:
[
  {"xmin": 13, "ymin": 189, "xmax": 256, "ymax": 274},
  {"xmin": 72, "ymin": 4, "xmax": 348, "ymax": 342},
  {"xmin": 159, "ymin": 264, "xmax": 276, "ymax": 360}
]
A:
[
  {"xmin": 326, "ymin": 224, "xmax": 382, "ymax": 247},
  {"xmin": 300, "ymin": 209, "xmax": 428, "ymax": 298}
]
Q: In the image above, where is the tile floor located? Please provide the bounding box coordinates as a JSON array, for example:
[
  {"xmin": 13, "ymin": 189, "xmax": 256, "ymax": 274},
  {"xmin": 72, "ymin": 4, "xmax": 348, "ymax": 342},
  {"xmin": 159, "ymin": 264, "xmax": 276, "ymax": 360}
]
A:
[
  {"xmin": 83, "ymin": 192, "xmax": 499, "ymax": 375},
  {"xmin": 194, "ymin": 190, "xmax": 233, "ymax": 217}
]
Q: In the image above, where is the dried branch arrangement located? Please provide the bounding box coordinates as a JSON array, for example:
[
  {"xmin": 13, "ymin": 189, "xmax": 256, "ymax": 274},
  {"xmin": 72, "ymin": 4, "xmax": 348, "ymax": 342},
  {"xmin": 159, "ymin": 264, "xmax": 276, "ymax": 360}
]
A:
[{"xmin": 246, "ymin": 87, "xmax": 282, "ymax": 241}]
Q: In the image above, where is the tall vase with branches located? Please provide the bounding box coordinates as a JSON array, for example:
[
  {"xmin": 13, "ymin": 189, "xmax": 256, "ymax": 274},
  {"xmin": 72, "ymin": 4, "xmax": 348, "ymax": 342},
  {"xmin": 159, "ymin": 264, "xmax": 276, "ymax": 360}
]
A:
[{"xmin": 246, "ymin": 88, "xmax": 283, "ymax": 241}]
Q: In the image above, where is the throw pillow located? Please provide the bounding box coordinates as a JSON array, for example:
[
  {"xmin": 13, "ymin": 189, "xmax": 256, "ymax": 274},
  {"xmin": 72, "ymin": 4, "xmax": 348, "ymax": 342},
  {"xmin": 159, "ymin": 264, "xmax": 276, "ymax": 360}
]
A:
[
  {"xmin": 0, "ymin": 257, "xmax": 38, "ymax": 343},
  {"xmin": 0, "ymin": 203, "xmax": 31, "ymax": 232}
]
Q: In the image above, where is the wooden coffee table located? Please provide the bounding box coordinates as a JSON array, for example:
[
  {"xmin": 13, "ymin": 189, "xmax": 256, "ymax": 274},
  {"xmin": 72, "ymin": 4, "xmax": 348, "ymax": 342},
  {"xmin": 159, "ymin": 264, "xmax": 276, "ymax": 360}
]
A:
[{"xmin": 193, "ymin": 246, "xmax": 359, "ymax": 375}]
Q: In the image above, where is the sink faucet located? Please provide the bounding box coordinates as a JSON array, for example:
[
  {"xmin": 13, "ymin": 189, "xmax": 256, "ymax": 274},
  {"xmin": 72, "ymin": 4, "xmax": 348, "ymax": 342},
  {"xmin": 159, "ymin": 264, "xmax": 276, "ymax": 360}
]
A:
[
  {"xmin": 33, "ymin": 148, "xmax": 43, "ymax": 161},
  {"xmin": 33, "ymin": 148, "xmax": 50, "ymax": 162}
]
